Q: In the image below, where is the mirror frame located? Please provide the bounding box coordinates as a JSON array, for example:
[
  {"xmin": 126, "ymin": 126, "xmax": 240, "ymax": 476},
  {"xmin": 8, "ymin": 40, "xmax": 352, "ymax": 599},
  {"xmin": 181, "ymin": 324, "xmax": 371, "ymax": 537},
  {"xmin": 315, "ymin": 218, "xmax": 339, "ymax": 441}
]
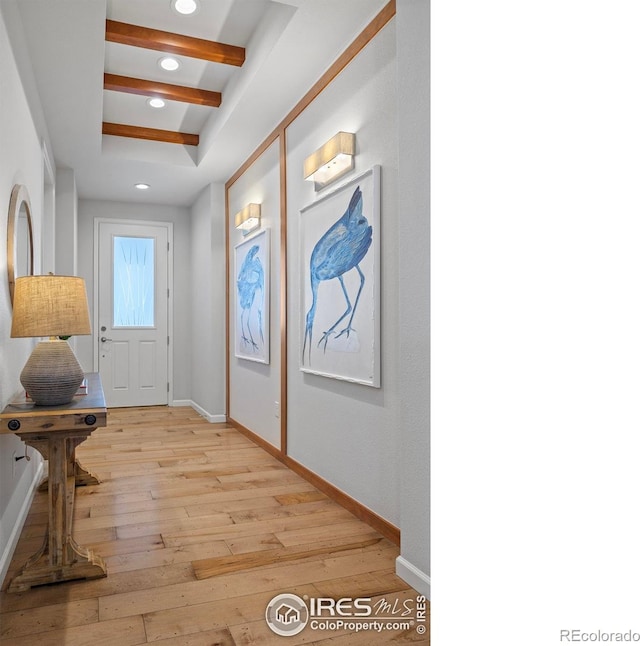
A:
[{"xmin": 7, "ymin": 184, "xmax": 34, "ymax": 305}]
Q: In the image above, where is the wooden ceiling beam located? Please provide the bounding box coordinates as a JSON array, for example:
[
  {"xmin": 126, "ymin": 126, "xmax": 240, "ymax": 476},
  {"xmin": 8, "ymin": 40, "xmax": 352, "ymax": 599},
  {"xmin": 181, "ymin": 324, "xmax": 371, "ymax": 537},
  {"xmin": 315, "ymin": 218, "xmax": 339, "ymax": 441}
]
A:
[
  {"xmin": 102, "ymin": 122, "xmax": 199, "ymax": 146},
  {"xmin": 105, "ymin": 20, "xmax": 245, "ymax": 67},
  {"xmin": 104, "ymin": 73, "xmax": 221, "ymax": 107}
]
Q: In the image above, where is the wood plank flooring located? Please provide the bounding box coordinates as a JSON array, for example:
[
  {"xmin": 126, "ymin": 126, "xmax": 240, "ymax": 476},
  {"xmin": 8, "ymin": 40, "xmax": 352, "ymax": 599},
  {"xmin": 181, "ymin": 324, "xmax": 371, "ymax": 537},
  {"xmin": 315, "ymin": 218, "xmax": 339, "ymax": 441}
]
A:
[{"xmin": 0, "ymin": 406, "xmax": 429, "ymax": 645}]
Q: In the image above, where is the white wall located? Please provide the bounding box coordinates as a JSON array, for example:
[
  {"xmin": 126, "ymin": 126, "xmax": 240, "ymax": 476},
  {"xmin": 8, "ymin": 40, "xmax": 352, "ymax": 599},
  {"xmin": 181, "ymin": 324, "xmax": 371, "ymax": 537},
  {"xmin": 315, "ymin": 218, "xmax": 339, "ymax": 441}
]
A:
[
  {"xmin": 224, "ymin": 15, "xmax": 406, "ymax": 529},
  {"xmin": 55, "ymin": 168, "xmax": 77, "ymax": 275},
  {"xmin": 228, "ymin": 140, "xmax": 281, "ymax": 449},
  {"xmin": 41, "ymin": 143, "xmax": 56, "ymax": 275},
  {"xmin": 285, "ymin": 21, "xmax": 400, "ymax": 524},
  {"xmin": 0, "ymin": 6, "xmax": 46, "ymax": 583},
  {"xmin": 189, "ymin": 183, "xmax": 226, "ymax": 420},
  {"xmin": 395, "ymin": 0, "xmax": 430, "ymax": 597},
  {"xmin": 76, "ymin": 199, "xmax": 191, "ymax": 401}
]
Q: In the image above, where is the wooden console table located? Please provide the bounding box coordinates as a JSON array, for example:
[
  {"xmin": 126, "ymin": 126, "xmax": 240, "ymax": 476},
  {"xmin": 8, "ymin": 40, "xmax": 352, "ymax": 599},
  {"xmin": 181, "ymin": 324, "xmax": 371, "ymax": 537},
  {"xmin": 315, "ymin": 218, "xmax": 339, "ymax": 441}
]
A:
[{"xmin": 0, "ymin": 372, "xmax": 108, "ymax": 593}]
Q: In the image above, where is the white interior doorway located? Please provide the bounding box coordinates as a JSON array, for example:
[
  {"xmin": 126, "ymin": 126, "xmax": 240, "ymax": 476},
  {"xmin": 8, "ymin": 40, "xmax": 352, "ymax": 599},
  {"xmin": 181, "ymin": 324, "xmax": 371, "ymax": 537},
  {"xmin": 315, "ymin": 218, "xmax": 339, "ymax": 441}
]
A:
[{"xmin": 94, "ymin": 219, "xmax": 173, "ymax": 407}]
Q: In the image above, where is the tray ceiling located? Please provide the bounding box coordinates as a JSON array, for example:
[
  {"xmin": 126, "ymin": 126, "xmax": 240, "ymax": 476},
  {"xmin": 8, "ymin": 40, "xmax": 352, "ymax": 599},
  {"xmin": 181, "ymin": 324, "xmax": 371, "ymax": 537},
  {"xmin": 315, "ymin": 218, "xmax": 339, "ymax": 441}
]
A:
[{"xmin": 9, "ymin": 0, "xmax": 389, "ymax": 206}]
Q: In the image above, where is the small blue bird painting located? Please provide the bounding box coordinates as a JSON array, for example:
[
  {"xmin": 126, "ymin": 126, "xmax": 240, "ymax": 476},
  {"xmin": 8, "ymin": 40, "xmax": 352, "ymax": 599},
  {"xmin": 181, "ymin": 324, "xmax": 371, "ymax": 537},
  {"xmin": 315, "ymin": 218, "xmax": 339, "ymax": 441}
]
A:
[
  {"xmin": 303, "ymin": 185, "xmax": 372, "ymax": 364},
  {"xmin": 237, "ymin": 245, "xmax": 264, "ymax": 353}
]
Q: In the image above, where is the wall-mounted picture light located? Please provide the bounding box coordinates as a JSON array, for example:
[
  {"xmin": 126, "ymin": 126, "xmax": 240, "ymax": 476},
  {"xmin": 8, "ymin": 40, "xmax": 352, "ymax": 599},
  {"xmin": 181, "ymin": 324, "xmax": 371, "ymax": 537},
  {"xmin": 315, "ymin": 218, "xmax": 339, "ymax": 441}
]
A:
[
  {"xmin": 303, "ymin": 131, "xmax": 355, "ymax": 191},
  {"xmin": 234, "ymin": 203, "xmax": 261, "ymax": 235}
]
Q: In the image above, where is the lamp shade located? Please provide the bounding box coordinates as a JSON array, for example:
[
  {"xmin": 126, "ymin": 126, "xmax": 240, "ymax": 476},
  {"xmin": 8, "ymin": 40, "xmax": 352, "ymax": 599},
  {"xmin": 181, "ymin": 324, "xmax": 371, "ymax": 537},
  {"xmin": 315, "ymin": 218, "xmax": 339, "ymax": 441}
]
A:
[
  {"xmin": 234, "ymin": 203, "xmax": 261, "ymax": 233},
  {"xmin": 303, "ymin": 132, "xmax": 355, "ymax": 190},
  {"xmin": 11, "ymin": 275, "xmax": 91, "ymax": 338}
]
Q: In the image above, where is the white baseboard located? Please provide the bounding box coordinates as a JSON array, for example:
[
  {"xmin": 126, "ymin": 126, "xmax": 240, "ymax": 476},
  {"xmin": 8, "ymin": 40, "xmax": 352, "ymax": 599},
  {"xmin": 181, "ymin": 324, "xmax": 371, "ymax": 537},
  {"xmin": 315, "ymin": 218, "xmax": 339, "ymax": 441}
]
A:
[
  {"xmin": 396, "ymin": 555, "xmax": 431, "ymax": 599},
  {"xmin": 0, "ymin": 461, "xmax": 44, "ymax": 588},
  {"xmin": 171, "ymin": 399, "xmax": 192, "ymax": 408},
  {"xmin": 171, "ymin": 399, "xmax": 226, "ymax": 424}
]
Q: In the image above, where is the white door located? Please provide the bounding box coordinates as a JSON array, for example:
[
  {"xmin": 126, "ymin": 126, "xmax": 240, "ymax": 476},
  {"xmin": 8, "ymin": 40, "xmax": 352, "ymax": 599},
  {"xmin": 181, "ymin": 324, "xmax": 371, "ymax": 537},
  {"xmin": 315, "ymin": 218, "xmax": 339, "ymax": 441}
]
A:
[{"xmin": 96, "ymin": 220, "xmax": 171, "ymax": 407}]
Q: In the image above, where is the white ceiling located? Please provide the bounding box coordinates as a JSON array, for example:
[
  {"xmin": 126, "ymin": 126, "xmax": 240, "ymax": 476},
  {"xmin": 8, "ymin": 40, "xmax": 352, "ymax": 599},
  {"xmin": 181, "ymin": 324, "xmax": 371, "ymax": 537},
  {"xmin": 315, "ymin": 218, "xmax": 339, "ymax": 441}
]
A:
[{"xmin": 9, "ymin": 0, "xmax": 388, "ymax": 207}]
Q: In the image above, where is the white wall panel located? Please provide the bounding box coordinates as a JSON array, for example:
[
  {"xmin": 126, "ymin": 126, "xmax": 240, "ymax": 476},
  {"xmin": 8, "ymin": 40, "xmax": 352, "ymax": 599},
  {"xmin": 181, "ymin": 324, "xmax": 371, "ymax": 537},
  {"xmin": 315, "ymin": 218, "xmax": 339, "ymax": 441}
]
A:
[
  {"xmin": 0, "ymin": 6, "xmax": 47, "ymax": 584},
  {"xmin": 285, "ymin": 21, "xmax": 399, "ymax": 524},
  {"xmin": 228, "ymin": 140, "xmax": 281, "ymax": 449},
  {"xmin": 189, "ymin": 183, "xmax": 226, "ymax": 420}
]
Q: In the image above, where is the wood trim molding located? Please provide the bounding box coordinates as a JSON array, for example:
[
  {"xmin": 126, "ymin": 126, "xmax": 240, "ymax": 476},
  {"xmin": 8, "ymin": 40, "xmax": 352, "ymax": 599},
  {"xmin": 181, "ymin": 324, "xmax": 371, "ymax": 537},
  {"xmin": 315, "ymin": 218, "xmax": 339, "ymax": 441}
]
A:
[
  {"xmin": 104, "ymin": 74, "xmax": 221, "ymax": 107},
  {"xmin": 105, "ymin": 20, "xmax": 245, "ymax": 66},
  {"xmin": 225, "ymin": 188, "xmax": 231, "ymax": 421},
  {"xmin": 282, "ymin": 455, "xmax": 400, "ymax": 545},
  {"xmin": 276, "ymin": 0, "xmax": 396, "ymax": 135},
  {"xmin": 226, "ymin": 129, "xmax": 281, "ymax": 191},
  {"xmin": 228, "ymin": 418, "xmax": 282, "ymax": 461},
  {"xmin": 228, "ymin": 417, "xmax": 400, "ymax": 545},
  {"xmin": 279, "ymin": 132, "xmax": 288, "ymax": 455},
  {"xmin": 102, "ymin": 122, "xmax": 199, "ymax": 146},
  {"xmin": 225, "ymin": 0, "xmax": 399, "ymax": 547},
  {"xmin": 225, "ymin": 1, "xmax": 395, "ymax": 189}
]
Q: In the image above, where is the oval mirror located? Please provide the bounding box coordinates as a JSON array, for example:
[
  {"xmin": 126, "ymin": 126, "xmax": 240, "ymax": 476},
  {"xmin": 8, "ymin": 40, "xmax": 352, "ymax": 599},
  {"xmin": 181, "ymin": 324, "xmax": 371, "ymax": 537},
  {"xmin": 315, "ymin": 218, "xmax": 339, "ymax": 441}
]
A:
[{"xmin": 7, "ymin": 184, "xmax": 34, "ymax": 305}]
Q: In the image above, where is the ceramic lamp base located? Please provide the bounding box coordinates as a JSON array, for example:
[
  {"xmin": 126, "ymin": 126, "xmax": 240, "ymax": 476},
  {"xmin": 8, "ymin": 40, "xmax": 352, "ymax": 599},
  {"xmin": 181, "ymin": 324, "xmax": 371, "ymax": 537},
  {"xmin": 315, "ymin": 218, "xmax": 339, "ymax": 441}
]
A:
[{"xmin": 20, "ymin": 340, "xmax": 84, "ymax": 406}]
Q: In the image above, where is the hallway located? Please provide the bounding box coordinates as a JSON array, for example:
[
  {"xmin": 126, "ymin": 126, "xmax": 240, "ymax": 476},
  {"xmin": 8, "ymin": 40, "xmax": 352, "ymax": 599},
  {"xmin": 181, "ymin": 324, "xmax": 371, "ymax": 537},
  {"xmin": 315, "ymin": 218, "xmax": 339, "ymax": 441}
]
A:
[{"xmin": 0, "ymin": 406, "xmax": 428, "ymax": 645}]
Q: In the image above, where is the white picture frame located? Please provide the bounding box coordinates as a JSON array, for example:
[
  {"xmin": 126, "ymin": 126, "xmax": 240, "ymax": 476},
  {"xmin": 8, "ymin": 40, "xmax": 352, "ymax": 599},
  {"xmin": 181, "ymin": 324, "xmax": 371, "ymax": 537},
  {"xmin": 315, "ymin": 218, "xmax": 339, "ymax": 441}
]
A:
[
  {"xmin": 300, "ymin": 166, "xmax": 381, "ymax": 387},
  {"xmin": 234, "ymin": 228, "xmax": 270, "ymax": 364}
]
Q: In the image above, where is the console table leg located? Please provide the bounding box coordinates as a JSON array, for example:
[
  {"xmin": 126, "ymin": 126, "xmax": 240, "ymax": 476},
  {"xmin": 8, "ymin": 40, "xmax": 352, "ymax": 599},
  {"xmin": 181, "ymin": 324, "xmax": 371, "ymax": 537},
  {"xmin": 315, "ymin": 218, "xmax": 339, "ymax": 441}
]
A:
[
  {"xmin": 37, "ymin": 450, "xmax": 100, "ymax": 492},
  {"xmin": 73, "ymin": 457, "xmax": 101, "ymax": 486},
  {"xmin": 7, "ymin": 432, "xmax": 107, "ymax": 592}
]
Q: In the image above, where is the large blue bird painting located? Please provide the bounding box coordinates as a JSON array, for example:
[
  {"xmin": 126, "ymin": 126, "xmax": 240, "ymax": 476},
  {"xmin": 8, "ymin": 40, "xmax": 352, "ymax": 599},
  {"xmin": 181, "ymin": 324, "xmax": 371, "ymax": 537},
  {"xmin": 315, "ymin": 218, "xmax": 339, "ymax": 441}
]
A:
[
  {"xmin": 303, "ymin": 185, "xmax": 372, "ymax": 364},
  {"xmin": 237, "ymin": 245, "xmax": 264, "ymax": 353}
]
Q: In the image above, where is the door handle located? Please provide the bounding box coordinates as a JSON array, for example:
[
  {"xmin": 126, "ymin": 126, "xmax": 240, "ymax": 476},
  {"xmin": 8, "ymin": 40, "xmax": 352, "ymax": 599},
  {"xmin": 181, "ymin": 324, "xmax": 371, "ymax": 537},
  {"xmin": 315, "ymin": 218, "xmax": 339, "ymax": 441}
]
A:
[{"xmin": 101, "ymin": 337, "xmax": 113, "ymax": 343}]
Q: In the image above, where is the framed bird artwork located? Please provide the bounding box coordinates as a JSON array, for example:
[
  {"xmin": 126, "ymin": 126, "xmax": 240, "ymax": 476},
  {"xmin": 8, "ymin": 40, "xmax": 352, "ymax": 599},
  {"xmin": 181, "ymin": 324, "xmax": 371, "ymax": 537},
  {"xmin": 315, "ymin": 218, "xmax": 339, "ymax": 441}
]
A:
[
  {"xmin": 234, "ymin": 228, "xmax": 270, "ymax": 364},
  {"xmin": 300, "ymin": 165, "xmax": 381, "ymax": 387}
]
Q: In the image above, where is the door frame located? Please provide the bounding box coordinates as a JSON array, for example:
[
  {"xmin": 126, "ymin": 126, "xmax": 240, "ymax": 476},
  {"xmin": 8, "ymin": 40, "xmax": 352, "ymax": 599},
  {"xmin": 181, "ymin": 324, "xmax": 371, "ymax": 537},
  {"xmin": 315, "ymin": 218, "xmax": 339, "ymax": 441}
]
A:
[{"xmin": 93, "ymin": 218, "xmax": 174, "ymax": 405}]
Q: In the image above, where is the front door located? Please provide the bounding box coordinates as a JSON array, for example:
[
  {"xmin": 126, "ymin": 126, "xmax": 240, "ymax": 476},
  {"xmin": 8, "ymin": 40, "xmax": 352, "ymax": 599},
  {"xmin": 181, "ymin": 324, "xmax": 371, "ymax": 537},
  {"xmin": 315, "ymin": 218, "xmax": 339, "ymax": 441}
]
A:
[{"xmin": 96, "ymin": 220, "xmax": 171, "ymax": 407}]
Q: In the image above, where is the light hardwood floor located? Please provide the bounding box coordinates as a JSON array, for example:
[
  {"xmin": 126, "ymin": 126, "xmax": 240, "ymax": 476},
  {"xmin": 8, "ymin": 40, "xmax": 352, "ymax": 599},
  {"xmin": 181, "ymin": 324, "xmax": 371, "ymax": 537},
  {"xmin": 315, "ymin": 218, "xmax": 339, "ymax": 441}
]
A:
[{"xmin": 0, "ymin": 406, "xmax": 429, "ymax": 645}]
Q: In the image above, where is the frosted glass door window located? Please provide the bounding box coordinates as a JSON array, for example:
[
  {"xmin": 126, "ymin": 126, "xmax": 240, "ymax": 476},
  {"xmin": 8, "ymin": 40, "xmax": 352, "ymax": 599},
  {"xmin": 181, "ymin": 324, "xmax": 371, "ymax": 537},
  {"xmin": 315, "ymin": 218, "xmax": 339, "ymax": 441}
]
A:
[{"xmin": 113, "ymin": 236, "xmax": 155, "ymax": 327}]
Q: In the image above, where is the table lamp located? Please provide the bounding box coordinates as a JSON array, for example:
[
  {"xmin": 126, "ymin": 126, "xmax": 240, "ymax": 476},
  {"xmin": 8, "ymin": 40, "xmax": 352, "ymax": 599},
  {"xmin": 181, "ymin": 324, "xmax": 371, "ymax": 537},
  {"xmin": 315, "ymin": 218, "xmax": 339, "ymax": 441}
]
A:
[{"xmin": 10, "ymin": 275, "xmax": 92, "ymax": 406}]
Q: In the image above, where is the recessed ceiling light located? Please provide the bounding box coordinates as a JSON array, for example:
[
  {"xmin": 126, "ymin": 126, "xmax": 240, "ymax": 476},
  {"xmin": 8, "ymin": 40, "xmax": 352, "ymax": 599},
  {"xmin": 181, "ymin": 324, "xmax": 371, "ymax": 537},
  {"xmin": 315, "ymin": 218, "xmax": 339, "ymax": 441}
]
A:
[
  {"xmin": 135, "ymin": 183, "xmax": 150, "ymax": 190},
  {"xmin": 172, "ymin": 0, "xmax": 199, "ymax": 15},
  {"xmin": 147, "ymin": 98, "xmax": 166, "ymax": 109},
  {"xmin": 159, "ymin": 56, "xmax": 180, "ymax": 71}
]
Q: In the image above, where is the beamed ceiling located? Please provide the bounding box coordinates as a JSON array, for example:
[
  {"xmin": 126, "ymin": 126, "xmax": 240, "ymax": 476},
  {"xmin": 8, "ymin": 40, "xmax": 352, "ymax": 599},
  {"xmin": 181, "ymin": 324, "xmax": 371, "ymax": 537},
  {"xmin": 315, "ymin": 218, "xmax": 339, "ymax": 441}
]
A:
[
  {"xmin": 6, "ymin": 0, "xmax": 389, "ymax": 206},
  {"xmin": 103, "ymin": 18, "xmax": 245, "ymax": 145}
]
